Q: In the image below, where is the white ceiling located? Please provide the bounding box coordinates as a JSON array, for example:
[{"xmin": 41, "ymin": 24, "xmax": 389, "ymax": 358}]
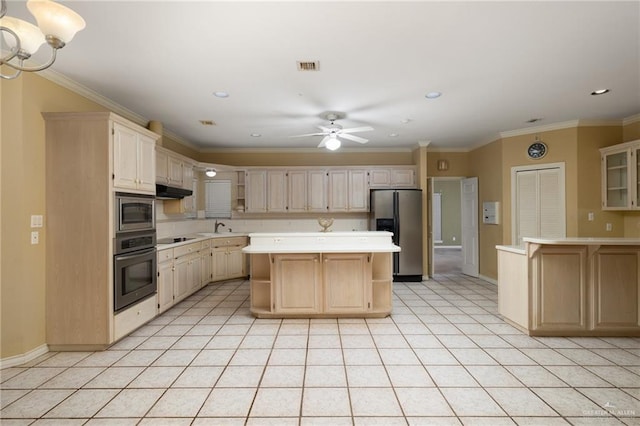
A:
[{"xmin": 10, "ymin": 1, "xmax": 640, "ymax": 151}]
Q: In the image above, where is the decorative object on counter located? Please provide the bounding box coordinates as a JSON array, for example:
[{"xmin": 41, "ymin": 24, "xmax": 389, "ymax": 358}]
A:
[
  {"xmin": 0, "ymin": 0, "xmax": 86, "ymax": 80},
  {"xmin": 318, "ymin": 217, "xmax": 334, "ymax": 232}
]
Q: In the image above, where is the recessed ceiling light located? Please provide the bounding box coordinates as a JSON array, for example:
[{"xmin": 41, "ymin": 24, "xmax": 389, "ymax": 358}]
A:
[
  {"xmin": 213, "ymin": 91, "xmax": 229, "ymax": 98},
  {"xmin": 199, "ymin": 120, "xmax": 215, "ymax": 126},
  {"xmin": 250, "ymin": 133, "xmax": 261, "ymax": 137},
  {"xmin": 425, "ymin": 91, "xmax": 442, "ymax": 99},
  {"xmin": 526, "ymin": 118, "xmax": 543, "ymax": 123},
  {"xmin": 389, "ymin": 133, "xmax": 399, "ymax": 137},
  {"xmin": 591, "ymin": 89, "xmax": 610, "ymax": 96},
  {"xmin": 400, "ymin": 119, "xmax": 411, "ymax": 124}
]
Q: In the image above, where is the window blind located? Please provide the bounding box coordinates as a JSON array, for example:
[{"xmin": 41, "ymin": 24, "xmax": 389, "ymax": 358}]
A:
[{"xmin": 205, "ymin": 180, "xmax": 231, "ymax": 218}]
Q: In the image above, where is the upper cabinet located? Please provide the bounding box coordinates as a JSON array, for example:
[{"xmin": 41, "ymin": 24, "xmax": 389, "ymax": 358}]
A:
[
  {"xmin": 600, "ymin": 140, "xmax": 640, "ymax": 210},
  {"xmin": 369, "ymin": 167, "xmax": 416, "ymax": 188},
  {"xmin": 155, "ymin": 146, "xmax": 194, "ymax": 189},
  {"xmin": 113, "ymin": 122, "xmax": 157, "ymax": 194},
  {"xmin": 328, "ymin": 169, "xmax": 369, "ymax": 212}
]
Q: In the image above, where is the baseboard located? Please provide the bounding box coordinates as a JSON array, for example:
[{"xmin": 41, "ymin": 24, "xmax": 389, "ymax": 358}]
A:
[
  {"xmin": 0, "ymin": 344, "xmax": 49, "ymax": 370},
  {"xmin": 479, "ymin": 274, "xmax": 498, "ymax": 285}
]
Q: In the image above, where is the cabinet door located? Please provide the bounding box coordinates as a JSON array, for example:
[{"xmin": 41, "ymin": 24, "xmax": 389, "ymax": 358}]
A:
[
  {"xmin": 113, "ymin": 123, "xmax": 139, "ymax": 190},
  {"xmin": 602, "ymin": 149, "xmax": 632, "ymax": 209},
  {"xmin": 156, "ymin": 149, "xmax": 169, "ymax": 184},
  {"xmin": 227, "ymin": 246, "xmax": 245, "ymax": 278},
  {"xmin": 323, "ymin": 253, "xmax": 369, "ymax": 313},
  {"xmin": 591, "ymin": 247, "xmax": 640, "ymax": 330},
  {"xmin": 201, "ymin": 248, "xmax": 212, "ymax": 286},
  {"xmin": 369, "ymin": 169, "xmax": 391, "ymax": 188},
  {"xmin": 348, "ymin": 170, "xmax": 369, "ymax": 211},
  {"xmin": 157, "ymin": 260, "xmax": 174, "ymax": 314},
  {"xmin": 173, "ymin": 256, "xmax": 191, "ymax": 303},
  {"xmin": 273, "ymin": 254, "xmax": 321, "ymax": 313},
  {"xmin": 307, "ymin": 170, "xmax": 328, "ymax": 212},
  {"xmin": 267, "ymin": 170, "xmax": 288, "ymax": 212},
  {"xmin": 212, "ymin": 248, "xmax": 228, "ymax": 281},
  {"xmin": 288, "ymin": 170, "xmax": 308, "ymax": 212},
  {"xmin": 328, "ymin": 170, "xmax": 348, "ymax": 212},
  {"xmin": 246, "ymin": 170, "xmax": 267, "ymax": 213},
  {"xmin": 190, "ymin": 255, "xmax": 202, "ymax": 293},
  {"xmin": 183, "ymin": 162, "xmax": 194, "ymax": 190},
  {"xmin": 168, "ymin": 155, "xmax": 184, "ymax": 187},
  {"xmin": 137, "ymin": 134, "xmax": 157, "ymax": 193},
  {"xmin": 392, "ymin": 169, "xmax": 415, "ymax": 187}
]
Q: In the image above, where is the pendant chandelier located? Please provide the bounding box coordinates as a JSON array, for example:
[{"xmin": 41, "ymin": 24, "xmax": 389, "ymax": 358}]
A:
[{"xmin": 0, "ymin": 0, "xmax": 85, "ymax": 80}]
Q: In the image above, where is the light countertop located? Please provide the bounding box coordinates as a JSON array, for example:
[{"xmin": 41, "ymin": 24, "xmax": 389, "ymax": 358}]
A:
[
  {"xmin": 523, "ymin": 237, "xmax": 640, "ymax": 245},
  {"xmin": 156, "ymin": 232, "xmax": 248, "ymax": 249},
  {"xmin": 243, "ymin": 231, "xmax": 400, "ymax": 254}
]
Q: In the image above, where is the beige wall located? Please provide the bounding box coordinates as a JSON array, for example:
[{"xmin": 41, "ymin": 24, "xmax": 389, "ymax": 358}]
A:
[
  {"xmin": 469, "ymin": 139, "xmax": 503, "ymax": 280},
  {"xmin": 199, "ymin": 151, "xmax": 415, "ymax": 167},
  {"xmin": 427, "ymin": 152, "xmax": 471, "ymax": 178},
  {"xmin": 623, "ymin": 119, "xmax": 640, "ymax": 142},
  {"xmin": 1, "ymin": 74, "xmax": 108, "ymax": 359}
]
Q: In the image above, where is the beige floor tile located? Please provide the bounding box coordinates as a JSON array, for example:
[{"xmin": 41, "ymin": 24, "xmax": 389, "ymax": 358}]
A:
[
  {"xmin": 484, "ymin": 348, "xmax": 536, "ymax": 365},
  {"xmin": 137, "ymin": 336, "xmax": 181, "ymax": 350},
  {"xmin": 95, "ymin": 388, "xmax": 163, "ymax": 418},
  {"xmin": 198, "ymin": 387, "xmax": 256, "ymax": 416},
  {"xmin": 426, "ymin": 365, "xmax": 479, "ymax": 387},
  {"xmin": 504, "ymin": 366, "xmax": 568, "ymax": 388},
  {"xmin": 592, "ymin": 348, "xmax": 640, "ymax": 366},
  {"xmin": 441, "ymin": 388, "xmax": 505, "ymax": 416},
  {"xmin": 0, "ymin": 389, "xmax": 30, "ymax": 409},
  {"xmin": 404, "ymin": 334, "xmax": 445, "ymax": 349},
  {"xmin": 172, "ymin": 366, "xmax": 224, "ymax": 388},
  {"xmin": 170, "ymin": 335, "xmax": 212, "ymax": 350},
  {"xmin": 138, "ymin": 418, "xmax": 193, "ymax": 425},
  {"xmin": 486, "ymin": 387, "xmax": 557, "ymax": 416},
  {"xmin": 308, "ymin": 334, "xmax": 341, "ymax": 349},
  {"xmin": 342, "ymin": 348, "xmax": 382, "ymax": 365},
  {"xmin": 216, "ymin": 366, "xmax": 264, "ymax": 387},
  {"xmin": 302, "ymin": 387, "xmax": 351, "ymax": 416},
  {"xmin": 146, "ymin": 388, "xmax": 209, "ymax": 417},
  {"xmin": 449, "ymin": 348, "xmax": 497, "ymax": 365},
  {"xmin": 304, "ymin": 365, "xmax": 347, "ymax": 387},
  {"xmin": 113, "ymin": 350, "xmax": 164, "ymax": 367},
  {"xmin": 0, "ymin": 389, "xmax": 73, "ymax": 418},
  {"xmin": 378, "ymin": 348, "xmax": 420, "ymax": 365},
  {"xmin": 273, "ymin": 335, "xmax": 308, "ymax": 349},
  {"xmin": 406, "ymin": 417, "xmax": 462, "ymax": 425},
  {"xmin": 545, "ymin": 365, "xmax": 613, "ymax": 387},
  {"xmin": 300, "ymin": 417, "xmax": 353, "ymax": 425},
  {"xmin": 127, "ymin": 366, "xmax": 184, "ymax": 388},
  {"xmin": 307, "ymin": 348, "xmax": 344, "ymax": 365},
  {"xmin": 562, "ymin": 418, "xmax": 625, "ymax": 426},
  {"xmin": 191, "ymin": 349, "xmax": 235, "ymax": 366},
  {"xmin": 386, "ymin": 365, "xmax": 434, "ymax": 387},
  {"xmin": 75, "ymin": 351, "xmax": 129, "ymax": 367},
  {"xmin": 413, "ymin": 348, "xmax": 459, "ymax": 365},
  {"xmin": 346, "ymin": 365, "xmax": 391, "ymax": 387},
  {"xmin": 458, "ymin": 417, "xmax": 516, "ymax": 425},
  {"xmin": 83, "ymin": 366, "xmax": 144, "ymax": 389},
  {"xmin": 249, "ymin": 387, "xmax": 302, "ymax": 417},
  {"xmin": 350, "ymin": 387, "xmax": 403, "ymax": 416},
  {"xmin": 229, "ymin": 349, "xmax": 271, "ymax": 366},
  {"xmin": 40, "ymin": 367, "xmax": 105, "ymax": 389},
  {"xmin": 268, "ymin": 348, "xmax": 307, "ymax": 365},
  {"xmin": 1, "ymin": 368, "xmax": 66, "ymax": 389},
  {"xmin": 151, "ymin": 349, "xmax": 199, "ymax": 367},
  {"xmin": 396, "ymin": 387, "xmax": 454, "ymax": 416},
  {"xmin": 354, "ymin": 417, "xmax": 409, "ymax": 425},
  {"xmin": 261, "ymin": 365, "xmax": 305, "ymax": 387},
  {"xmin": 585, "ymin": 366, "xmax": 640, "ymax": 387},
  {"xmin": 531, "ymin": 388, "xmax": 603, "ymax": 417},
  {"xmin": 466, "ymin": 365, "xmax": 522, "ymax": 387},
  {"xmin": 43, "ymin": 389, "xmax": 118, "ymax": 418},
  {"xmin": 187, "ymin": 324, "xmax": 223, "ymax": 336},
  {"xmin": 85, "ymin": 418, "xmax": 141, "ymax": 425},
  {"xmin": 239, "ymin": 335, "xmax": 276, "ymax": 349},
  {"xmin": 36, "ymin": 352, "xmax": 92, "ymax": 367},
  {"xmin": 512, "ymin": 417, "xmax": 570, "ymax": 425},
  {"xmin": 204, "ymin": 335, "xmax": 243, "ymax": 349},
  {"xmin": 577, "ymin": 388, "xmax": 640, "ymax": 417}
]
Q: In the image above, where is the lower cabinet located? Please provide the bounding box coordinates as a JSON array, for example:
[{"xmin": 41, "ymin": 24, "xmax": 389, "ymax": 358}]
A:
[
  {"xmin": 250, "ymin": 251, "xmax": 392, "ymax": 318},
  {"xmin": 157, "ymin": 250, "xmax": 175, "ymax": 314},
  {"xmin": 213, "ymin": 236, "xmax": 248, "ymax": 281}
]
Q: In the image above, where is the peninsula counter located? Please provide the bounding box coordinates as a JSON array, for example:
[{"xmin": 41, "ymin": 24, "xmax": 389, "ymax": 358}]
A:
[
  {"xmin": 497, "ymin": 238, "xmax": 640, "ymax": 336},
  {"xmin": 243, "ymin": 232, "xmax": 400, "ymax": 318}
]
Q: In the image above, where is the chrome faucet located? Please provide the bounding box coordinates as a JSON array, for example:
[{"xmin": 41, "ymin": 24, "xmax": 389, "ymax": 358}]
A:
[{"xmin": 214, "ymin": 220, "xmax": 226, "ymax": 233}]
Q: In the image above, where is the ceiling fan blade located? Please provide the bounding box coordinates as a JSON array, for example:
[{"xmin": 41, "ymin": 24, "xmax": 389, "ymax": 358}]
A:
[
  {"xmin": 289, "ymin": 132, "xmax": 326, "ymax": 138},
  {"xmin": 317, "ymin": 125, "xmax": 332, "ymax": 132},
  {"xmin": 340, "ymin": 126, "xmax": 374, "ymax": 134},
  {"xmin": 340, "ymin": 133, "xmax": 369, "ymax": 144},
  {"xmin": 317, "ymin": 136, "xmax": 331, "ymax": 148}
]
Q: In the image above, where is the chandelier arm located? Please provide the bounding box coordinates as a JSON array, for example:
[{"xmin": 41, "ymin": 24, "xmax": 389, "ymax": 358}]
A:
[
  {"xmin": 0, "ymin": 66, "xmax": 23, "ymax": 79},
  {"xmin": 0, "ymin": 26, "xmax": 22, "ymax": 64},
  {"xmin": 2, "ymin": 46, "xmax": 59, "ymax": 72},
  {"xmin": 0, "ymin": 0, "xmax": 6, "ymax": 19}
]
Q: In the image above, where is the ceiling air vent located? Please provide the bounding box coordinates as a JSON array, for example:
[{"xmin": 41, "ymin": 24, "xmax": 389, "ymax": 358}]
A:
[{"xmin": 297, "ymin": 61, "xmax": 320, "ymax": 71}]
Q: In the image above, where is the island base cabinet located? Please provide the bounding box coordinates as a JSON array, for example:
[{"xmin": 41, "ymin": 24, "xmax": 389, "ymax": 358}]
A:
[
  {"xmin": 323, "ymin": 254, "xmax": 369, "ymax": 313},
  {"xmin": 249, "ymin": 251, "xmax": 393, "ymax": 318},
  {"xmin": 274, "ymin": 254, "xmax": 321, "ymax": 314},
  {"xmin": 591, "ymin": 247, "xmax": 640, "ymax": 331}
]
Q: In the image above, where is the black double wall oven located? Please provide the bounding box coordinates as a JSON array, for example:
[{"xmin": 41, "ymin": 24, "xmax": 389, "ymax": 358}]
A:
[{"xmin": 114, "ymin": 192, "xmax": 157, "ymax": 312}]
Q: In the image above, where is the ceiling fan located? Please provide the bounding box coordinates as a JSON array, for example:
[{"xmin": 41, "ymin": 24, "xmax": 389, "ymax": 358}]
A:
[{"xmin": 290, "ymin": 112, "xmax": 374, "ymax": 150}]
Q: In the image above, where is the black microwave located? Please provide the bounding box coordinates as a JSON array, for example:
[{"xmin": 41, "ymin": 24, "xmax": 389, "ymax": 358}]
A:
[{"xmin": 115, "ymin": 192, "xmax": 155, "ymax": 233}]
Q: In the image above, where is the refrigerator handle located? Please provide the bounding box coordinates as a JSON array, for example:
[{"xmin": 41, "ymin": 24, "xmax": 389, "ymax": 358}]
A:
[{"xmin": 393, "ymin": 191, "xmax": 400, "ymax": 245}]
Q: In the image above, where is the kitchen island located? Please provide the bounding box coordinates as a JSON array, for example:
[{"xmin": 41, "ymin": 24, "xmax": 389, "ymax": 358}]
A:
[
  {"xmin": 497, "ymin": 237, "xmax": 640, "ymax": 336},
  {"xmin": 243, "ymin": 232, "xmax": 400, "ymax": 318}
]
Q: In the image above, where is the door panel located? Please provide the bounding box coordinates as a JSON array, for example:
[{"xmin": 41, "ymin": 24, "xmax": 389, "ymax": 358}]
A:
[{"xmin": 461, "ymin": 177, "xmax": 479, "ymax": 277}]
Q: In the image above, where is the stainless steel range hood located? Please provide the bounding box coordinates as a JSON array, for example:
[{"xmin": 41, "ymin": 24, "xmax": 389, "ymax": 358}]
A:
[{"xmin": 155, "ymin": 184, "xmax": 193, "ymax": 199}]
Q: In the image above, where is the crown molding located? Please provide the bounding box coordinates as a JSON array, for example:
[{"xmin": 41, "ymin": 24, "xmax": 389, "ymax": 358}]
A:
[
  {"xmin": 200, "ymin": 146, "xmax": 415, "ymax": 154},
  {"xmin": 499, "ymin": 118, "xmax": 627, "ymax": 139},
  {"xmin": 623, "ymin": 113, "xmax": 640, "ymax": 125},
  {"xmin": 427, "ymin": 146, "xmax": 472, "ymax": 153}
]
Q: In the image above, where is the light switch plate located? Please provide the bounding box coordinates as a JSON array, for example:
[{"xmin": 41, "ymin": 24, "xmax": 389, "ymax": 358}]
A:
[
  {"xmin": 30, "ymin": 215, "xmax": 43, "ymax": 228},
  {"xmin": 31, "ymin": 231, "xmax": 39, "ymax": 244}
]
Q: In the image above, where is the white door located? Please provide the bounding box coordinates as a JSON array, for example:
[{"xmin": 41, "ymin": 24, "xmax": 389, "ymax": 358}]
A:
[
  {"xmin": 432, "ymin": 192, "xmax": 443, "ymax": 243},
  {"xmin": 461, "ymin": 177, "xmax": 479, "ymax": 277},
  {"xmin": 427, "ymin": 178, "xmax": 434, "ymax": 278},
  {"xmin": 513, "ymin": 164, "xmax": 565, "ymax": 245}
]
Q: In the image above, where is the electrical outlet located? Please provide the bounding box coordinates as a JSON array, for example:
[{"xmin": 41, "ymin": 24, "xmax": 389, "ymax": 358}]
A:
[
  {"xmin": 606, "ymin": 223, "xmax": 612, "ymax": 231},
  {"xmin": 31, "ymin": 231, "xmax": 39, "ymax": 244}
]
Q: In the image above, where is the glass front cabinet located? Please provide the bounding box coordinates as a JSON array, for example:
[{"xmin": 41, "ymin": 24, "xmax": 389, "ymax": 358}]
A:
[{"xmin": 600, "ymin": 140, "xmax": 640, "ymax": 210}]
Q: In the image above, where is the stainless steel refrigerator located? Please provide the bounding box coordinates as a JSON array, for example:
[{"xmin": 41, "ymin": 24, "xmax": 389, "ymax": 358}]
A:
[{"xmin": 369, "ymin": 189, "xmax": 423, "ymax": 282}]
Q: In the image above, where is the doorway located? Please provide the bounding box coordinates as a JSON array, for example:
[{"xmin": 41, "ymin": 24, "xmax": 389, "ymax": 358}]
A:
[{"xmin": 430, "ymin": 177, "xmax": 463, "ymax": 275}]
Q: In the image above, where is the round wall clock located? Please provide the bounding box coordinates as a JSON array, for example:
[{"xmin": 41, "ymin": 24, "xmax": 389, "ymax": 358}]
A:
[{"xmin": 527, "ymin": 141, "xmax": 547, "ymax": 159}]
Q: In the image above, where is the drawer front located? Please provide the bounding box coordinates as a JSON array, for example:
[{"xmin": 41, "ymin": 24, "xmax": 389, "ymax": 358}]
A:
[
  {"xmin": 201, "ymin": 239, "xmax": 212, "ymax": 250},
  {"xmin": 114, "ymin": 296, "xmax": 157, "ymax": 341},
  {"xmin": 174, "ymin": 242, "xmax": 200, "ymax": 257},
  {"xmin": 213, "ymin": 236, "xmax": 248, "ymax": 248},
  {"xmin": 157, "ymin": 248, "xmax": 174, "ymax": 263}
]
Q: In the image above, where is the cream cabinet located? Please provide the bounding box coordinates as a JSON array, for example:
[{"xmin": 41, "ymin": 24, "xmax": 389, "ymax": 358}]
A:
[
  {"xmin": 157, "ymin": 249, "xmax": 175, "ymax": 314},
  {"xmin": 156, "ymin": 149, "xmax": 170, "ymax": 184},
  {"xmin": 267, "ymin": 170, "xmax": 287, "ymax": 212},
  {"xmin": 163, "ymin": 178, "xmax": 197, "ymax": 216},
  {"xmin": 323, "ymin": 253, "xmax": 369, "ymax": 314},
  {"xmin": 168, "ymin": 155, "xmax": 184, "ymax": 187},
  {"xmin": 288, "ymin": 170, "xmax": 328, "ymax": 213},
  {"xmin": 200, "ymin": 240, "xmax": 213, "ymax": 286},
  {"xmin": 273, "ymin": 253, "xmax": 322, "ymax": 314},
  {"xmin": 43, "ymin": 112, "xmax": 160, "ymax": 350},
  {"xmin": 328, "ymin": 169, "xmax": 368, "ymax": 212},
  {"xmin": 288, "ymin": 170, "xmax": 308, "ymax": 213},
  {"xmin": 369, "ymin": 167, "xmax": 416, "ymax": 188},
  {"xmin": 113, "ymin": 122, "xmax": 156, "ymax": 194},
  {"xmin": 600, "ymin": 140, "xmax": 640, "ymax": 210},
  {"xmin": 246, "ymin": 170, "xmax": 267, "ymax": 213},
  {"xmin": 308, "ymin": 170, "xmax": 328, "ymax": 212},
  {"xmin": 212, "ymin": 236, "xmax": 248, "ymax": 281}
]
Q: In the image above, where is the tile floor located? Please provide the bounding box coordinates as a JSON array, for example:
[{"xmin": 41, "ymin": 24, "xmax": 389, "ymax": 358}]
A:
[{"xmin": 1, "ymin": 273, "xmax": 640, "ymax": 425}]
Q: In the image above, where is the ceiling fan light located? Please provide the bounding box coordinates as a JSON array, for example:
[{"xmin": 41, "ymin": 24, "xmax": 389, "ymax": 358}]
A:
[
  {"xmin": 1, "ymin": 16, "xmax": 45, "ymax": 55},
  {"xmin": 27, "ymin": 0, "xmax": 86, "ymax": 44},
  {"xmin": 205, "ymin": 169, "xmax": 217, "ymax": 177},
  {"xmin": 325, "ymin": 137, "xmax": 341, "ymax": 151}
]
